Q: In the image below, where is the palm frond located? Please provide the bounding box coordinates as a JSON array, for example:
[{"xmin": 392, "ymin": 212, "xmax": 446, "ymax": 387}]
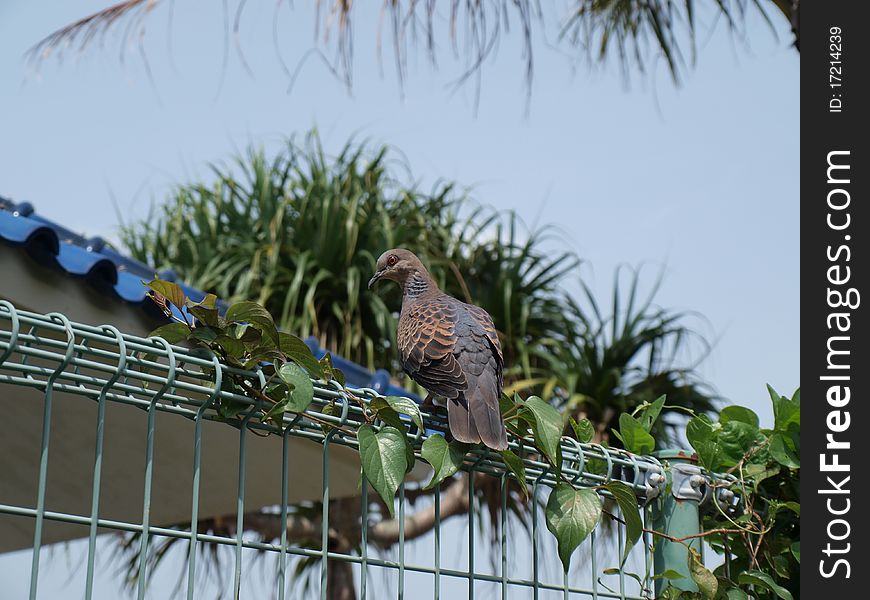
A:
[{"xmin": 29, "ymin": 1, "xmax": 794, "ymax": 94}]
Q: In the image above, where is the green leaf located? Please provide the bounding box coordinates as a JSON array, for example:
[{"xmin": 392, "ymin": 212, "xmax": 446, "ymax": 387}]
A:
[
  {"xmin": 651, "ymin": 569, "xmax": 686, "ymax": 581},
  {"xmin": 277, "ymin": 361, "xmax": 315, "ymax": 412},
  {"xmin": 601, "ymin": 567, "xmax": 645, "ymax": 589},
  {"xmin": 225, "ymin": 301, "xmax": 279, "ymax": 347},
  {"xmin": 605, "ymin": 481, "xmax": 643, "ymax": 564},
  {"xmin": 544, "ymin": 484, "xmax": 601, "ymax": 572},
  {"xmin": 319, "ymin": 402, "xmax": 339, "ymax": 435},
  {"xmin": 375, "ymin": 406, "xmax": 405, "ymax": 430},
  {"xmin": 499, "ymin": 391, "xmax": 517, "ymax": 415},
  {"xmin": 217, "ymin": 398, "xmax": 249, "ymax": 419},
  {"xmin": 243, "ymin": 349, "xmax": 283, "ymax": 369},
  {"xmin": 499, "ymin": 449, "xmax": 529, "ymax": 498},
  {"xmin": 769, "ymin": 432, "xmax": 800, "ymax": 468},
  {"xmin": 790, "ymin": 541, "xmax": 800, "ymax": 563},
  {"xmin": 234, "ymin": 323, "xmax": 262, "ymax": 344},
  {"xmin": 369, "ymin": 407, "xmax": 414, "ymax": 472},
  {"xmin": 358, "ymin": 425, "xmax": 409, "ymax": 516},
  {"xmin": 657, "ymin": 587, "xmax": 684, "ymax": 600},
  {"xmin": 523, "ymin": 396, "xmax": 564, "ymax": 470},
  {"xmin": 638, "ymin": 394, "xmax": 666, "ymax": 431},
  {"xmin": 188, "ymin": 294, "xmax": 220, "ymax": 327},
  {"xmin": 214, "ymin": 335, "xmax": 245, "ymax": 359},
  {"xmin": 616, "ymin": 413, "xmax": 655, "ymax": 455},
  {"xmin": 737, "ymin": 570, "xmax": 793, "ymax": 600},
  {"xmin": 145, "ymin": 279, "xmax": 186, "ymax": 310},
  {"xmin": 570, "ymin": 417, "xmax": 594, "ymax": 443},
  {"xmin": 371, "ymin": 396, "xmax": 425, "ymax": 432},
  {"xmin": 724, "ymin": 588, "xmax": 749, "ymax": 600},
  {"xmin": 688, "ymin": 547, "xmax": 717, "ymax": 599},
  {"xmin": 189, "ymin": 326, "xmax": 219, "ymax": 344},
  {"xmin": 686, "ymin": 414, "xmax": 715, "ymax": 449},
  {"xmin": 188, "ymin": 293, "xmax": 217, "ymax": 309},
  {"xmin": 719, "ymin": 405, "xmax": 759, "ymax": 428},
  {"xmin": 279, "ymin": 333, "xmax": 324, "ymax": 379},
  {"xmin": 744, "ymin": 462, "xmax": 781, "ymax": 489},
  {"xmin": 716, "ymin": 421, "xmax": 764, "ymax": 468},
  {"xmin": 188, "ymin": 305, "xmax": 220, "ymax": 328},
  {"xmin": 421, "ymin": 434, "xmax": 468, "ymax": 489},
  {"xmin": 149, "ymin": 322, "xmax": 190, "ymax": 344},
  {"xmin": 693, "ymin": 440, "xmax": 723, "ymax": 472},
  {"xmin": 769, "ymin": 385, "xmax": 800, "ymax": 433}
]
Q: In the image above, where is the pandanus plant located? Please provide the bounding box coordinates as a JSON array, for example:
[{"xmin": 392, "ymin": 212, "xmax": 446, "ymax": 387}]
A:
[{"xmin": 119, "ymin": 131, "xmax": 717, "ymax": 598}]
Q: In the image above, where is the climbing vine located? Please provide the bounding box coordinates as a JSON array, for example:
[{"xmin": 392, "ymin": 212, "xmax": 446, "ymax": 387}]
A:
[{"xmin": 145, "ymin": 278, "xmax": 798, "ymax": 599}]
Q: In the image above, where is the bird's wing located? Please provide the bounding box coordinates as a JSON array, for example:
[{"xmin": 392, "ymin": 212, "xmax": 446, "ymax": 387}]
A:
[
  {"xmin": 452, "ymin": 313, "xmax": 507, "ymax": 449},
  {"xmin": 399, "ymin": 297, "xmax": 467, "ymax": 399},
  {"xmin": 463, "ymin": 303, "xmax": 503, "ymax": 385}
]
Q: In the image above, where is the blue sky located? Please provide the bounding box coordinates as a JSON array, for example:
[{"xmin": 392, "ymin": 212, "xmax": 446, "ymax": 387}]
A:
[{"xmin": 1, "ymin": 1, "xmax": 798, "ymax": 597}]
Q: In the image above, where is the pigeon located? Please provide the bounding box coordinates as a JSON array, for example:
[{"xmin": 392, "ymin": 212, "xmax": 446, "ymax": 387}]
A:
[{"xmin": 368, "ymin": 249, "xmax": 508, "ymax": 451}]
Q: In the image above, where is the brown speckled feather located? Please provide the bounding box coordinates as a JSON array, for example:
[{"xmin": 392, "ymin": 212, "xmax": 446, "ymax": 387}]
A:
[{"xmin": 398, "ymin": 297, "xmax": 467, "ymax": 400}]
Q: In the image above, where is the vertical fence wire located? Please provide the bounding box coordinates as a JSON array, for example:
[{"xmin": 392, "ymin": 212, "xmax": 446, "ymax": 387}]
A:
[
  {"xmin": 28, "ymin": 313, "xmax": 75, "ymax": 600},
  {"xmin": 398, "ymin": 482, "xmax": 406, "ymax": 600},
  {"xmin": 434, "ymin": 486, "xmax": 441, "ymax": 600},
  {"xmin": 84, "ymin": 326, "xmax": 126, "ymax": 599},
  {"xmin": 320, "ymin": 431, "xmax": 335, "ymax": 600},
  {"xmin": 500, "ymin": 474, "xmax": 508, "ymax": 600},
  {"xmin": 234, "ymin": 394, "xmax": 261, "ymax": 599},
  {"xmin": 590, "ymin": 530, "xmax": 599, "ymax": 600},
  {"xmin": 187, "ymin": 355, "xmax": 223, "ymax": 600},
  {"xmin": 137, "ymin": 338, "xmax": 176, "ymax": 600},
  {"xmin": 277, "ymin": 424, "xmax": 293, "ymax": 600},
  {"xmin": 360, "ymin": 475, "xmax": 369, "ymax": 600},
  {"xmin": 467, "ymin": 467, "xmax": 477, "ymax": 600}
]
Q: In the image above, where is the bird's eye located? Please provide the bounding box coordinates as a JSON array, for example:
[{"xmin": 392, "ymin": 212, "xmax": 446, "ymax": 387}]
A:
[{"xmin": 387, "ymin": 255, "xmax": 398, "ymax": 267}]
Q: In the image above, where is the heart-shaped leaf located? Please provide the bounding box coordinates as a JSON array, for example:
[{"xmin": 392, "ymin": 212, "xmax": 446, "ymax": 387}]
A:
[
  {"xmin": 358, "ymin": 425, "xmax": 409, "ymax": 516},
  {"xmin": 523, "ymin": 396, "xmax": 564, "ymax": 470},
  {"xmin": 545, "ymin": 484, "xmax": 601, "ymax": 572},
  {"xmin": 769, "ymin": 432, "xmax": 800, "ymax": 468},
  {"xmin": 421, "ymin": 434, "xmax": 468, "ymax": 489},
  {"xmin": 637, "ymin": 394, "xmax": 666, "ymax": 431},
  {"xmin": 279, "ymin": 333, "xmax": 324, "ymax": 379},
  {"xmin": 737, "ymin": 570, "xmax": 793, "ymax": 600},
  {"xmin": 145, "ymin": 279, "xmax": 186, "ymax": 310},
  {"xmin": 688, "ymin": 547, "xmax": 717, "ymax": 599},
  {"xmin": 570, "ymin": 417, "xmax": 594, "ymax": 443},
  {"xmin": 605, "ymin": 481, "xmax": 643, "ymax": 564},
  {"xmin": 149, "ymin": 322, "xmax": 191, "ymax": 344},
  {"xmin": 499, "ymin": 448, "xmax": 529, "ymax": 498},
  {"xmin": 226, "ymin": 301, "xmax": 279, "ymax": 347},
  {"xmin": 371, "ymin": 396, "xmax": 424, "ymax": 432},
  {"xmin": 719, "ymin": 405, "xmax": 760, "ymax": 428},
  {"xmin": 615, "ymin": 413, "xmax": 655, "ymax": 455},
  {"xmin": 277, "ymin": 361, "xmax": 315, "ymax": 413}
]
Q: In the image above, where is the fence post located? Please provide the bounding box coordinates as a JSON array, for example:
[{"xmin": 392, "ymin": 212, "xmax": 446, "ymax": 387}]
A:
[{"xmin": 652, "ymin": 450, "xmax": 705, "ymax": 596}]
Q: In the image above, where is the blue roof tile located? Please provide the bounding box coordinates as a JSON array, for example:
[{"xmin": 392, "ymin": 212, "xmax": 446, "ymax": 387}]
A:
[{"xmin": 0, "ymin": 194, "xmax": 419, "ymax": 402}]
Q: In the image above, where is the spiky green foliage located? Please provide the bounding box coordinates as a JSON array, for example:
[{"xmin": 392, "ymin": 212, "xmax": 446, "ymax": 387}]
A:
[{"xmin": 121, "ymin": 131, "xmax": 714, "ymax": 441}]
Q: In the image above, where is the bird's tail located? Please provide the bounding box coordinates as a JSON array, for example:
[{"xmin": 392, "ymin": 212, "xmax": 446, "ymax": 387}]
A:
[{"xmin": 449, "ymin": 370, "xmax": 507, "ymax": 451}]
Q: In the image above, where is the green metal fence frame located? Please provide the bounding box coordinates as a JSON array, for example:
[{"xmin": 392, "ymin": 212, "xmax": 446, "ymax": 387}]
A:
[{"xmin": 0, "ymin": 302, "xmax": 736, "ymax": 599}]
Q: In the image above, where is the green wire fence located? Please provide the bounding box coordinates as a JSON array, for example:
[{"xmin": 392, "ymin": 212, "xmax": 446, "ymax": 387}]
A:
[{"xmin": 0, "ymin": 302, "xmax": 736, "ymax": 599}]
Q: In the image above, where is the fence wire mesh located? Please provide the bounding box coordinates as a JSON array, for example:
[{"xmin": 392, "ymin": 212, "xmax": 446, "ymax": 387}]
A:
[{"xmin": 0, "ymin": 301, "xmax": 706, "ymax": 600}]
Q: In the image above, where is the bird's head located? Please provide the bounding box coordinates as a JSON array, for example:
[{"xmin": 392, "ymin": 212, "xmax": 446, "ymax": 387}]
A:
[{"xmin": 368, "ymin": 249, "xmax": 430, "ymax": 289}]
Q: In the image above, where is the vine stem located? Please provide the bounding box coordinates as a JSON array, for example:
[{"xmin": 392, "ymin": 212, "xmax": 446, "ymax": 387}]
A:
[{"xmin": 604, "ymin": 509, "xmax": 747, "ymax": 545}]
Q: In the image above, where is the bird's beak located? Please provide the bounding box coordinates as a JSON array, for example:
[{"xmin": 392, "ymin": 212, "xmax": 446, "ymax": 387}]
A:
[{"xmin": 368, "ymin": 270, "xmax": 384, "ymax": 289}]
